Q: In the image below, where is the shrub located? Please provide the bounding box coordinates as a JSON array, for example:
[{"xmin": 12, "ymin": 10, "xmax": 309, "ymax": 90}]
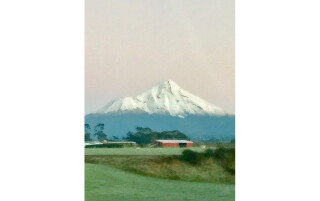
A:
[
  {"xmin": 181, "ymin": 149, "xmax": 203, "ymax": 165},
  {"xmin": 213, "ymin": 148, "xmax": 235, "ymax": 174},
  {"xmin": 214, "ymin": 147, "xmax": 227, "ymax": 159},
  {"xmin": 213, "ymin": 148, "xmax": 235, "ymax": 160},
  {"xmin": 180, "ymin": 148, "xmax": 235, "ymax": 174},
  {"xmin": 204, "ymin": 148, "xmax": 215, "ymax": 158}
]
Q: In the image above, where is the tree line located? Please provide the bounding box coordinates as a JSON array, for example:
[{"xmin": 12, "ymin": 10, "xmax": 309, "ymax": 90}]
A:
[
  {"xmin": 85, "ymin": 123, "xmax": 107, "ymax": 141},
  {"xmin": 85, "ymin": 124, "xmax": 189, "ymax": 145},
  {"xmin": 124, "ymin": 127, "xmax": 189, "ymax": 145}
]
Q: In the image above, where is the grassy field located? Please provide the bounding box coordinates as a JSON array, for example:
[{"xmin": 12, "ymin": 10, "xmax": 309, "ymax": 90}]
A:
[
  {"xmin": 86, "ymin": 155, "xmax": 234, "ymax": 184},
  {"xmin": 85, "ymin": 147, "xmax": 235, "ymax": 200},
  {"xmin": 85, "ymin": 163, "xmax": 235, "ymax": 201},
  {"xmin": 85, "ymin": 147, "xmax": 208, "ymax": 156}
]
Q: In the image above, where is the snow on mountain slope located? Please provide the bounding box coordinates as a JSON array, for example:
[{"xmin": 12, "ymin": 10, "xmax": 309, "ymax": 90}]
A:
[{"xmin": 97, "ymin": 80, "xmax": 226, "ymax": 117}]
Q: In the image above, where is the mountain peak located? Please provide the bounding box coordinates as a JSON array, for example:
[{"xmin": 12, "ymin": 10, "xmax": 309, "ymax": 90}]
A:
[
  {"xmin": 156, "ymin": 79, "xmax": 180, "ymax": 90},
  {"xmin": 97, "ymin": 80, "xmax": 226, "ymax": 117},
  {"xmin": 163, "ymin": 79, "xmax": 178, "ymax": 86}
]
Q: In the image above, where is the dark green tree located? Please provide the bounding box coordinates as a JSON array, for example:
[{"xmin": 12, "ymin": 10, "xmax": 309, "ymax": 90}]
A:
[
  {"xmin": 125, "ymin": 127, "xmax": 189, "ymax": 145},
  {"xmin": 85, "ymin": 124, "xmax": 92, "ymax": 141},
  {"xmin": 94, "ymin": 123, "xmax": 107, "ymax": 141}
]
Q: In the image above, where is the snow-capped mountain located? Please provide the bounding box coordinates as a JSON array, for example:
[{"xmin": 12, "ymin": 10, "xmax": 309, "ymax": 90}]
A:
[{"xmin": 97, "ymin": 80, "xmax": 226, "ymax": 118}]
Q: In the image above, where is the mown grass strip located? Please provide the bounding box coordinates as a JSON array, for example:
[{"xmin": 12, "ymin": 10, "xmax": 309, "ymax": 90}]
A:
[{"xmin": 86, "ymin": 163, "xmax": 235, "ymax": 201}]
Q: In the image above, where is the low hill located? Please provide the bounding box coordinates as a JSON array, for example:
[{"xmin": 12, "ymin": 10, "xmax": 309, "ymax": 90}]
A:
[{"xmin": 85, "ymin": 113, "xmax": 235, "ymax": 140}]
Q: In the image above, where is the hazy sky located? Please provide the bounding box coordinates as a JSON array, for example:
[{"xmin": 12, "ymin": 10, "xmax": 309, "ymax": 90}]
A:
[{"xmin": 86, "ymin": 0, "xmax": 234, "ymax": 114}]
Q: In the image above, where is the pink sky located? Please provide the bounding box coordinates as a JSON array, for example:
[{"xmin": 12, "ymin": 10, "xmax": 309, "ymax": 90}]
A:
[{"xmin": 86, "ymin": 0, "xmax": 234, "ymax": 114}]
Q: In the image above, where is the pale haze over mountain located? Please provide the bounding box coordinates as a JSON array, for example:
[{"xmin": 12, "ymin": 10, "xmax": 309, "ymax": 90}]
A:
[{"xmin": 86, "ymin": 0, "xmax": 235, "ymax": 114}]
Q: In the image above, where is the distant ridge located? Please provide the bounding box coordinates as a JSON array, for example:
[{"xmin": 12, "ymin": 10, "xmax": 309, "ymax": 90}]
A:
[
  {"xmin": 85, "ymin": 113, "xmax": 235, "ymax": 140},
  {"xmin": 97, "ymin": 80, "xmax": 226, "ymax": 118}
]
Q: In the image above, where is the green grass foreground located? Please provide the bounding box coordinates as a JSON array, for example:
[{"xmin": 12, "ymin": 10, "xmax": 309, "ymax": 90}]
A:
[
  {"xmin": 85, "ymin": 147, "xmax": 207, "ymax": 156},
  {"xmin": 85, "ymin": 163, "xmax": 235, "ymax": 201}
]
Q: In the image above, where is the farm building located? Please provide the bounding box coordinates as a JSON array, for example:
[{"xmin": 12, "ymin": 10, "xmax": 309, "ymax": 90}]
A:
[{"xmin": 155, "ymin": 140, "xmax": 194, "ymax": 147}]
